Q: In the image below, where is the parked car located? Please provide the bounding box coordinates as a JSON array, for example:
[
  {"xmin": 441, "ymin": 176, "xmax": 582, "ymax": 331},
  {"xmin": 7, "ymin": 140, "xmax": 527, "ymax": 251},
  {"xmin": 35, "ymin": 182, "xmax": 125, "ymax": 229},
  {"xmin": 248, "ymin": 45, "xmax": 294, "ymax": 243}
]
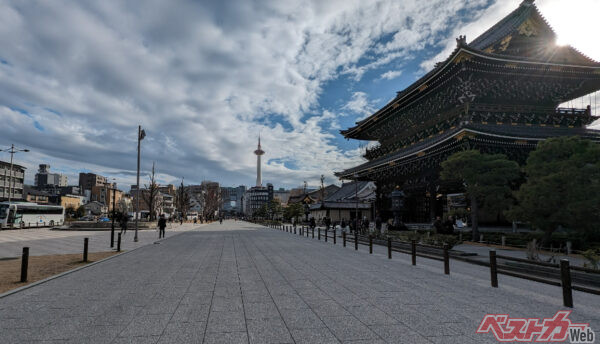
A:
[
  {"xmin": 79, "ymin": 215, "xmax": 95, "ymax": 221},
  {"xmin": 98, "ymin": 217, "xmax": 110, "ymax": 222}
]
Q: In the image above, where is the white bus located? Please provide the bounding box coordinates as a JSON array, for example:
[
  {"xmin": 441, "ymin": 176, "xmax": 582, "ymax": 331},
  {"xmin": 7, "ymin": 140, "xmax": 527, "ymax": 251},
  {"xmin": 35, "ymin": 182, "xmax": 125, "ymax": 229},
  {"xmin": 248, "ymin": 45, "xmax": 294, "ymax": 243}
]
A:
[{"xmin": 0, "ymin": 202, "xmax": 65, "ymax": 229}]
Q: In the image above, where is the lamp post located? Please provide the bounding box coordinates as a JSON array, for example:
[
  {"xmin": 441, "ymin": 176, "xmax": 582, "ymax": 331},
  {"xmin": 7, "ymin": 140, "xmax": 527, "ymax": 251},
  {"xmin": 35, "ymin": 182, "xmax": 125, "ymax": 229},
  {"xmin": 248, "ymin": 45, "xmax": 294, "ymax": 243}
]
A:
[
  {"xmin": 353, "ymin": 173, "xmax": 359, "ymax": 233},
  {"xmin": 110, "ymin": 178, "xmax": 117, "ymax": 247},
  {"xmin": 134, "ymin": 126, "xmax": 145, "ymax": 242}
]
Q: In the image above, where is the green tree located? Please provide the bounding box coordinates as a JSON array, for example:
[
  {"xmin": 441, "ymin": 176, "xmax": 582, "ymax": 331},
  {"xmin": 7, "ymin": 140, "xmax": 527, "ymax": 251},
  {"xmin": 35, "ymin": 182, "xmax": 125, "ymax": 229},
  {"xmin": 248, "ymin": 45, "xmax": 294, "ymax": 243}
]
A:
[
  {"xmin": 284, "ymin": 202, "xmax": 304, "ymax": 223},
  {"xmin": 75, "ymin": 205, "xmax": 86, "ymax": 218},
  {"xmin": 254, "ymin": 204, "xmax": 268, "ymax": 219},
  {"xmin": 268, "ymin": 199, "xmax": 283, "ymax": 220},
  {"xmin": 441, "ymin": 150, "xmax": 520, "ymax": 241},
  {"xmin": 506, "ymin": 137, "xmax": 600, "ymax": 246}
]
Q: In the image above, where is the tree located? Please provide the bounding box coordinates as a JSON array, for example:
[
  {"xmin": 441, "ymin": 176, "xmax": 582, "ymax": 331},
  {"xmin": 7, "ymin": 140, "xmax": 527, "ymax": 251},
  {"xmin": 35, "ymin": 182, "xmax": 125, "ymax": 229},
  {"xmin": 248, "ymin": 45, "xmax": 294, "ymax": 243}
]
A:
[
  {"xmin": 254, "ymin": 203, "xmax": 268, "ymax": 219},
  {"xmin": 441, "ymin": 150, "xmax": 520, "ymax": 241},
  {"xmin": 284, "ymin": 202, "xmax": 304, "ymax": 223},
  {"xmin": 506, "ymin": 137, "xmax": 600, "ymax": 246},
  {"xmin": 75, "ymin": 205, "xmax": 86, "ymax": 218},
  {"xmin": 65, "ymin": 205, "xmax": 76, "ymax": 219},
  {"xmin": 143, "ymin": 162, "xmax": 160, "ymax": 221},
  {"xmin": 268, "ymin": 198, "xmax": 283, "ymax": 220},
  {"xmin": 176, "ymin": 180, "xmax": 191, "ymax": 219}
]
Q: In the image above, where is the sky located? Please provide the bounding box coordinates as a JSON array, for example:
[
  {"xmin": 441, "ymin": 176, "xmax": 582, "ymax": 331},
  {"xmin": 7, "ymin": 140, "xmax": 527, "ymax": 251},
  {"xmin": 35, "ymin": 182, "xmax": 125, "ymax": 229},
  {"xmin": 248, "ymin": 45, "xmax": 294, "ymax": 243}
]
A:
[{"xmin": 1, "ymin": 0, "xmax": 599, "ymax": 191}]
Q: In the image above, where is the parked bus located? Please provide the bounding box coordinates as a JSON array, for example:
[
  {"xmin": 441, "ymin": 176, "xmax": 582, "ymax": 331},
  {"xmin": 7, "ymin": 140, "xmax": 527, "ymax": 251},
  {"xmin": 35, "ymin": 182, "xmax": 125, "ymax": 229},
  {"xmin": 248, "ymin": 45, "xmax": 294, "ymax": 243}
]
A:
[{"xmin": 0, "ymin": 202, "xmax": 65, "ymax": 229}]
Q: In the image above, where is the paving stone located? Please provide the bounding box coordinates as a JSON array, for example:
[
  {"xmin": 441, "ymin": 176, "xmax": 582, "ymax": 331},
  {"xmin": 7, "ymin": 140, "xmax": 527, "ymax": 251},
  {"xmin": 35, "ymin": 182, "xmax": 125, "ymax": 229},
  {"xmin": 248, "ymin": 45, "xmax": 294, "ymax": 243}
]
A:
[
  {"xmin": 206, "ymin": 311, "xmax": 246, "ymax": 333},
  {"xmin": 203, "ymin": 331, "xmax": 249, "ymax": 344},
  {"xmin": 290, "ymin": 328, "xmax": 340, "ymax": 344},
  {"xmin": 321, "ymin": 316, "xmax": 380, "ymax": 341},
  {"xmin": 247, "ymin": 317, "xmax": 293, "ymax": 344}
]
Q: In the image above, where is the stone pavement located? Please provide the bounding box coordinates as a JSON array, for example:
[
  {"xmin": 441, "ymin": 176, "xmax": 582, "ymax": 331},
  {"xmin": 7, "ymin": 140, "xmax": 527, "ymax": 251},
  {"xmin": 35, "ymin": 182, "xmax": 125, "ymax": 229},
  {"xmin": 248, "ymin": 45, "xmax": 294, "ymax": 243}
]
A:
[
  {"xmin": 0, "ymin": 223, "xmax": 205, "ymax": 258},
  {"xmin": 0, "ymin": 220, "xmax": 598, "ymax": 344}
]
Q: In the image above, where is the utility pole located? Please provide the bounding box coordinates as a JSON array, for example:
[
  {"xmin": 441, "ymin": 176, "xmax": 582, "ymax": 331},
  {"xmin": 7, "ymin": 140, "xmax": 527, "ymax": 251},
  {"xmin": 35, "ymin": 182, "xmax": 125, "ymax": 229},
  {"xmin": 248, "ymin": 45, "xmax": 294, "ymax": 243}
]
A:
[
  {"xmin": 110, "ymin": 178, "xmax": 117, "ymax": 247},
  {"xmin": 1, "ymin": 144, "xmax": 29, "ymax": 204}
]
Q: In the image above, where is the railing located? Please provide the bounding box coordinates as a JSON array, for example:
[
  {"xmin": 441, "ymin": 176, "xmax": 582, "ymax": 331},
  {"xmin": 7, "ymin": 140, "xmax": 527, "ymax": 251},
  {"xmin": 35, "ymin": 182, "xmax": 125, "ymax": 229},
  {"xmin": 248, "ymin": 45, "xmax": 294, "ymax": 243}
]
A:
[{"xmin": 263, "ymin": 223, "xmax": 600, "ymax": 308}]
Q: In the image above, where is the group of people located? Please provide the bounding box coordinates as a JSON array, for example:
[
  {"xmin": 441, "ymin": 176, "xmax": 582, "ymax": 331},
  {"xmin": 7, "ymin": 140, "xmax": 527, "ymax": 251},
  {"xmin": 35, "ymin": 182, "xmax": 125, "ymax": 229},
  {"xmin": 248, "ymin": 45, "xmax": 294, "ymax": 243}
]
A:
[{"xmin": 433, "ymin": 216, "xmax": 455, "ymax": 235}]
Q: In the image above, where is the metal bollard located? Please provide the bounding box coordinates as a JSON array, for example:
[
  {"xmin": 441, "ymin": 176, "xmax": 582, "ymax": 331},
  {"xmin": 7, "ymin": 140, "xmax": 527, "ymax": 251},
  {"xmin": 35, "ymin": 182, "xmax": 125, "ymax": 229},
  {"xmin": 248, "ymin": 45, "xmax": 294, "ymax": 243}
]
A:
[
  {"xmin": 110, "ymin": 226, "xmax": 115, "ymax": 248},
  {"xmin": 489, "ymin": 250, "xmax": 498, "ymax": 288},
  {"xmin": 354, "ymin": 232, "xmax": 358, "ymax": 250},
  {"xmin": 560, "ymin": 260, "xmax": 573, "ymax": 308},
  {"xmin": 20, "ymin": 247, "xmax": 29, "ymax": 283},
  {"xmin": 411, "ymin": 240, "xmax": 416, "ymax": 265},
  {"xmin": 343, "ymin": 231, "xmax": 346, "ymax": 247},
  {"xmin": 312, "ymin": 228, "xmax": 314, "ymax": 239},
  {"xmin": 294, "ymin": 227, "xmax": 296, "ymax": 235},
  {"xmin": 369, "ymin": 235, "xmax": 373, "ymax": 254},
  {"xmin": 83, "ymin": 238, "xmax": 89, "ymax": 262},
  {"xmin": 387, "ymin": 238, "xmax": 392, "ymax": 259},
  {"xmin": 318, "ymin": 228, "xmax": 321, "ymax": 240},
  {"xmin": 325, "ymin": 229, "xmax": 328, "ymax": 242},
  {"xmin": 117, "ymin": 233, "xmax": 121, "ymax": 252},
  {"xmin": 443, "ymin": 243, "xmax": 449, "ymax": 275},
  {"xmin": 333, "ymin": 229, "xmax": 336, "ymax": 245}
]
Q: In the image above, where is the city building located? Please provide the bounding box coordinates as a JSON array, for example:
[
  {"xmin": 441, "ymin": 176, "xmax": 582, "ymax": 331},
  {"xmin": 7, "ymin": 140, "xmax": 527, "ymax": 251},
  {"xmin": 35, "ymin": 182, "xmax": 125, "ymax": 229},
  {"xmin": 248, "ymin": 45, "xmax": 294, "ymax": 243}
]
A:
[
  {"xmin": 0, "ymin": 160, "xmax": 26, "ymax": 201},
  {"xmin": 310, "ymin": 181, "xmax": 376, "ymax": 222},
  {"xmin": 34, "ymin": 164, "xmax": 68, "ymax": 188},
  {"xmin": 23, "ymin": 185, "xmax": 50, "ymax": 204},
  {"xmin": 245, "ymin": 184, "xmax": 272, "ymax": 216},
  {"xmin": 221, "ymin": 185, "xmax": 246, "ymax": 215},
  {"xmin": 336, "ymin": 0, "xmax": 600, "ymax": 223},
  {"xmin": 79, "ymin": 172, "xmax": 111, "ymax": 191},
  {"xmin": 49, "ymin": 194, "xmax": 84, "ymax": 210},
  {"xmin": 90, "ymin": 185, "xmax": 123, "ymax": 212}
]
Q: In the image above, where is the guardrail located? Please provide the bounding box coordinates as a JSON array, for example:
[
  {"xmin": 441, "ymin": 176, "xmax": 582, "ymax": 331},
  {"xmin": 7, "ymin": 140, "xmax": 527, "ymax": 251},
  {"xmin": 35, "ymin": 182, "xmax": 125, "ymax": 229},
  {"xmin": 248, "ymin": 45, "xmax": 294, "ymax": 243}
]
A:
[{"xmin": 262, "ymin": 222, "xmax": 600, "ymax": 308}]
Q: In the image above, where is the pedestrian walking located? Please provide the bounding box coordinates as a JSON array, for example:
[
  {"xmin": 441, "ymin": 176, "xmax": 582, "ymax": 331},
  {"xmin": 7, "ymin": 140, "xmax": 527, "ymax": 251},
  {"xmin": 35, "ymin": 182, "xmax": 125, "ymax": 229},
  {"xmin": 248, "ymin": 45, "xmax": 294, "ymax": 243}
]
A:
[
  {"xmin": 158, "ymin": 214, "xmax": 167, "ymax": 239},
  {"xmin": 375, "ymin": 214, "xmax": 382, "ymax": 233},
  {"xmin": 433, "ymin": 216, "xmax": 443, "ymax": 234},
  {"xmin": 120, "ymin": 213, "xmax": 128, "ymax": 235},
  {"xmin": 309, "ymin": 217, "xmax": 316, "ymax": 230},
  {"xmin": 324, "ymin": 217, "xmax": 331, "ymax": 231}
]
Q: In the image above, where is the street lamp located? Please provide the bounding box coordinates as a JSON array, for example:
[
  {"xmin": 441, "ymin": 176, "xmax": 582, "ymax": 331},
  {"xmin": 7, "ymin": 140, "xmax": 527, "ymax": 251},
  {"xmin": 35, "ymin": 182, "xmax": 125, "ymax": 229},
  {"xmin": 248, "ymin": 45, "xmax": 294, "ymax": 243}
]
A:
[
  {"xmin": 353, "ymin": 173, "xmax": 359, "ymax": 233},
  {"xmin": 110, "ymin": 178, "xmax": 117, "ymax": 247},
  {"xmin": 134, "ymin": 126, "xmax": 145, "ymax": 242},
  {"xmin": 1, "ymin": 144, "xmax": 29, "ymax": 204}
]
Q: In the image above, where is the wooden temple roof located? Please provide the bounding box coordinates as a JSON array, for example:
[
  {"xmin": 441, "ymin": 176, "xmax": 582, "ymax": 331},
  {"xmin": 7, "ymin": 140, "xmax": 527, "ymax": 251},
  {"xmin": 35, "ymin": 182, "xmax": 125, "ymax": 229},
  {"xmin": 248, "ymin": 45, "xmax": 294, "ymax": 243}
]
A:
[
  {"xmin": 336, "ymin": 122, "xmax": 600, "ymax": 180},
  {"xmin": 341, "ymin": 0, "xmax": 600, "ymax": 141}
]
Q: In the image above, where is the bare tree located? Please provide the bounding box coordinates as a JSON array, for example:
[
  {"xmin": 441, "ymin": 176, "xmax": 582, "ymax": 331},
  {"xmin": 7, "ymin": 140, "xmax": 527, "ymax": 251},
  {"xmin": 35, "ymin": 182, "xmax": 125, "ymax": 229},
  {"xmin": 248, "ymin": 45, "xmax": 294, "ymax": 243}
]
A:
[
  {"xmin": 143, "ymin": 162, "xmax": 160, "ymax": 221},
  {"xmin": 201, "ymin": 181, "xmax": 221, "ymax": 220},
  {"xmin": 176, "ymin": 179, "xmax": 191, "ymax": 219}
]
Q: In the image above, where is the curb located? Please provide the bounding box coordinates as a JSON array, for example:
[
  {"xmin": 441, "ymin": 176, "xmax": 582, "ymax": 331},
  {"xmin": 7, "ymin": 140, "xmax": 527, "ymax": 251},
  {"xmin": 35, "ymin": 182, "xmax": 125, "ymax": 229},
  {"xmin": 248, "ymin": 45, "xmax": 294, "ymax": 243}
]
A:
[{"xmin": 0, "ymin": 231, "xmax": 187, "ymax": 299}]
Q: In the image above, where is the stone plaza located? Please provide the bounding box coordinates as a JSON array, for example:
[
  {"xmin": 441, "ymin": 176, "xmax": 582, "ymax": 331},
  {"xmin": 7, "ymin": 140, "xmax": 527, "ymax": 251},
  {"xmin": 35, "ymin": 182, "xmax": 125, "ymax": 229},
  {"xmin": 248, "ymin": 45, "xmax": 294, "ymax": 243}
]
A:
[{"xmin": 0, "ymin": 221, "xmax": 598, "ymax": 343}]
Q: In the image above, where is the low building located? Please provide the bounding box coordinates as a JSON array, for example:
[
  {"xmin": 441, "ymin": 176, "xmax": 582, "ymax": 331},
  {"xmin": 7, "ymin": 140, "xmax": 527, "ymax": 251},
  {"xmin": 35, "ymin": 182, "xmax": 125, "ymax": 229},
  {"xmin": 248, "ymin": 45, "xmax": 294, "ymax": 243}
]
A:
[
  {"xmin": 0, "ymin": 160, "xmax": 26, "ymax": 201},
  {"xmin": 310, "ymin": 181, "xmax": 376, "ymax": 222},
  {"xmin": 51, "ymin": 194, "xmax": 83, "ymax": 210},
  {"xmin": 83, "ymin": 201, "xmax": 107, "ymax": 216},
  {"xmin": 23, "ymin": 185, "xmax": 50, "ymax": 204},
  {"xmin": 221, "ymin": 185, "xmax": 246, "ymax": 215}
]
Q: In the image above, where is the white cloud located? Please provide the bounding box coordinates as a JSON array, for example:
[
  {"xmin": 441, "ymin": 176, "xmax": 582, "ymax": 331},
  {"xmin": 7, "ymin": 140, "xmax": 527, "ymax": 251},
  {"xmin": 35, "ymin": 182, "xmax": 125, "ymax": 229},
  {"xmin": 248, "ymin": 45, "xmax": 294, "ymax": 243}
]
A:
[
  {"xmin": 379, "ymin": 70, "xmax": 403, "ymax": 80},
  {"xmin": 0, "ymin": 0, "xmax": 539, "ymax": 189}
]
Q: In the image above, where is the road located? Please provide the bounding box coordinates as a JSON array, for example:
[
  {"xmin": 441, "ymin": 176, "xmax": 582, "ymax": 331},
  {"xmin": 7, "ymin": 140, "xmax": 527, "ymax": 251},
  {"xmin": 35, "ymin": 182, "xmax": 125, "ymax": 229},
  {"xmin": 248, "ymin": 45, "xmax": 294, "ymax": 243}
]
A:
[{"xmin": 0, "ymin": 220, "xmax": 598, "ymax": 343}]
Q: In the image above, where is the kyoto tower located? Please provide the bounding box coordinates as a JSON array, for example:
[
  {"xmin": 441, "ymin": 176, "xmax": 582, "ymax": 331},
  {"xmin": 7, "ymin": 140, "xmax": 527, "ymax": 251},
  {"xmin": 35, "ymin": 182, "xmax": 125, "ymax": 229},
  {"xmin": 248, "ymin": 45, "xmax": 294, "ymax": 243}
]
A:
[{"xmin": 254, "ymin": 136, "xmax": 265, "ymax": 187}]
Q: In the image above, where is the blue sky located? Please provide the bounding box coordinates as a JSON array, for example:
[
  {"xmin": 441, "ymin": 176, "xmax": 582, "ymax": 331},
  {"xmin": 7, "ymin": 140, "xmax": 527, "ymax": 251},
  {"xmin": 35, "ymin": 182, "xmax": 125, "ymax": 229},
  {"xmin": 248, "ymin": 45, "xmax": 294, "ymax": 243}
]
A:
[{"xmin": 1, "ymin": 0, "xmax": 599, "ymax": 191}]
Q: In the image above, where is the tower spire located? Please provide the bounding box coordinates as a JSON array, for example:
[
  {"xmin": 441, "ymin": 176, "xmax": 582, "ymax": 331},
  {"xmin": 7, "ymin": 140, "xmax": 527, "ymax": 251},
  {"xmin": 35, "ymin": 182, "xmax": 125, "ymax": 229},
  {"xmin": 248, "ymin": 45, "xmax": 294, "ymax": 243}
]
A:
[{"xmin": 254, "ymin": 136, "xmax": 265, "ymax": 187}]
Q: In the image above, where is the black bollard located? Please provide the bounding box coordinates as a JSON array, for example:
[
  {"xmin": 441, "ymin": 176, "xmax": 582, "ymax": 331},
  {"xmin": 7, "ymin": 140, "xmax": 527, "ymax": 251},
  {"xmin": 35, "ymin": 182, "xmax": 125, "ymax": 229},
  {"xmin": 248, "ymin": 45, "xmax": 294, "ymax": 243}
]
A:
[
  {"xmin": 333, "ymin": 229, "xmax": 336, "ymax": 245},
  {"xmin": 312, "ymin": 228, "xmax": 314, "ymax": 239},
  {"xmin": 318, "ymin": 228, "xmax": 321, "ymax": 240},
  {"xmin": 325, "ymin": 229, "xmax": 328, "ymax": 242},
  {"xmin": 20, "ymin": 247, "xmax": 29, "ymax": 283},
  {"xmin": 369, "ymin": 235, "xmax": 373, "ymax": 254},
  {"xmin": 117, "ymin": 233, "xmax": 121, "ymax": 252},
  {"xmin": 354, "ymin": 232, "xmax": 358, "ymax": 250},
  {"xmin": 294, "ymin": 227, "xmax": 297, "ymax": 234},
  {"xmin": 411, "ymin": 240, "xmax": 416, "ymax": 265},
  {"xmin": 489, "ymin": 250, "xmax": 498, "ymax": 288},
  {"xmin": 443, "ymin": 243, "xmax": 449, "ymax": 275},
  {"xmin": 83, "ymin": 238, "xmax": 89, "ymax": 262},
  {"xmin": 110, "ymin": 226, "xmax": 115, "ymax": 248},
  {"xmin": 388, "ymin": 238, "xmax": 392, "ymax": 259},
  {"xmin": 560, "ymin": 260, "xmax": 573, "ymax": 308},
  {"xmin": 343, "ymin": 231, "xmax": 346, "ymax": 247}
]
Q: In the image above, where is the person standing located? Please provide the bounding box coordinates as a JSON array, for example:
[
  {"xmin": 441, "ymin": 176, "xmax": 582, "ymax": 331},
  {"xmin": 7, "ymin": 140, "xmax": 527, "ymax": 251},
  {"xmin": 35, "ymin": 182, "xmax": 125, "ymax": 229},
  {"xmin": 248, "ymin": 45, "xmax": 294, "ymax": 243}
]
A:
[
  {"xmin": 375, "ymin": 214, "xmax": 382, "ymax": 233},
  {"xmin": 309, "ymin": 217, "xmax": 316, "ymax": 230},
  {"xmin": 158, "ymin": 214, "xmax": 167, "ymax": 239}
]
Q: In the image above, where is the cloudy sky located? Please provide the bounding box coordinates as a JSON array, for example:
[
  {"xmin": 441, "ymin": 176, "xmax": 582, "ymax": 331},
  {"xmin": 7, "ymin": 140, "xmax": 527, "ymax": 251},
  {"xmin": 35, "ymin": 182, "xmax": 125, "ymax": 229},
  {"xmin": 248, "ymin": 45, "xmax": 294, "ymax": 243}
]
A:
[{"xmin": 1, "ymin": 0, "xmax": 599, "ymax": 190}]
